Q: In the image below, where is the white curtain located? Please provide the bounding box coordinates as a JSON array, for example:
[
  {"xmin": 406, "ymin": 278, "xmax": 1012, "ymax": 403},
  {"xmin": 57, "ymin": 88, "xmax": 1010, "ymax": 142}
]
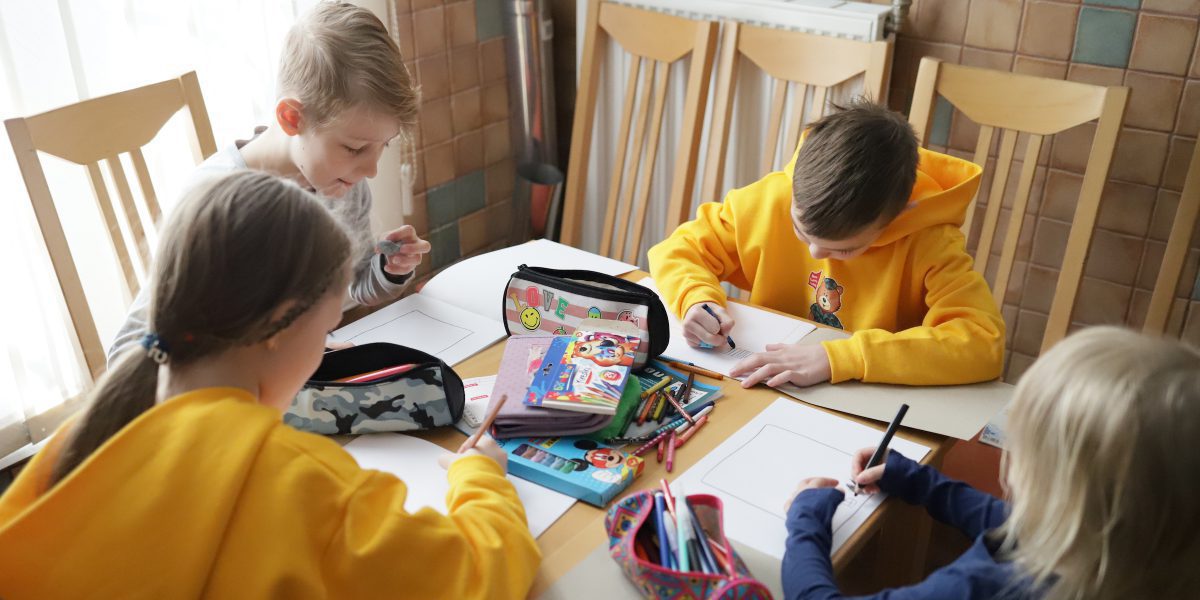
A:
[{"xmin": 0, "ymin": 0, "xmax": 323, "ymax": 464}]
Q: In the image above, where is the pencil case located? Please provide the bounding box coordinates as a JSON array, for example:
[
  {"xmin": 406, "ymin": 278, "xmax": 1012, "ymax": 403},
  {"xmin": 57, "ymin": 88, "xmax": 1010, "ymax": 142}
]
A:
[
  {"xmin": 606, "ymin": 491, "xmax": 772, "ymax": 599},
  {"xmin": 285, "ymin": 342, "xmax": 465, "ymax": 435},
  {"xmin": 502, "ymin": 264, "xmax": 669, "ymax": 368}
]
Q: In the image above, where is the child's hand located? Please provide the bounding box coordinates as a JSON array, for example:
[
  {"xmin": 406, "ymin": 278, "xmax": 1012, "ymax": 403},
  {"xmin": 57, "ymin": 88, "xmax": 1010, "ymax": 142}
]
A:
[
  {"xmin": 682, "ymin": 303, "xmax": 736, "ymax": 348},
  {"xmin": 730, "ymin": 343, "xmax": 832, "ymax": 388},
  {"xmin": 379, "ymin": 225, "xmax": 431, "ymax": 276},
  {"xmin": 783, "ymin": 477, "xmax": 842, "ymax": 512},
  {"xmin": 439, "ymin": 436, "xmax": 508, "ymax": 474},
  {"xmin": 849, "ymin": 447, "xmax": 886, "ymax": 495}
]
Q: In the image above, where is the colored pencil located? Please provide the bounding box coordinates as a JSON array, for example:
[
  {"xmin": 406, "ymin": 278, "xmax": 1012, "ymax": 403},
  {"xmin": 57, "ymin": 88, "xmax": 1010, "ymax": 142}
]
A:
[
  {"xmin": 665, "ymin": 360, "xmax": 725, "ymax": 381},
  {"xmin": 663, "ymin": 390, "xmax": 695, "ymax": 425},
  {"xmin": 656, "ymin": 438, "xmax": 666, "ymax": 463},
  {"xmin": 675, "ymin": 414, "xmax": 709, "ymax": 447},
  {"xmin": 630, "ymin": 428, "xmax": 675, "ymax": 457},
  {"xmin": 640, "ymin": 377, "xmax": 671, "ymax": 399},
  {"xmin": 665, "ymin": 430, "xmax": 677, "ymax": 472},
  {"xmin": 334, "ymin": 363, "xmax": 418, "ymax": 383},
  {"xmin": 457, "ymin": 394, "xmax": 507, "ymax": 453}
]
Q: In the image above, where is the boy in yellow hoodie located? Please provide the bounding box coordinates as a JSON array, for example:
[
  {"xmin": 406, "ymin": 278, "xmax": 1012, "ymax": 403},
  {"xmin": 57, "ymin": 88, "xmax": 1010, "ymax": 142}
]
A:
[
  {"xmin": 0, "ymin": 172, "xmax": 540, "ymax": 599},
  {"xmin": 648, "ymin": 100, "xmax": 1004, "ymax": 387}
]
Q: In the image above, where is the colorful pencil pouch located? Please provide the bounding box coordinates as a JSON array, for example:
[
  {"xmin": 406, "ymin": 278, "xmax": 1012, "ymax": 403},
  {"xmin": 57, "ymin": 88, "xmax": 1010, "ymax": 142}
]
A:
[
  {"xmin": 502, "ymin": 265, "xmax": 669, "ymax": 368},
  {"xmin": 606, "ymin": 491, "xmax": 773, "ymax": 599},
  {"xmin": 285, "ymin": 342, "xmax": 465, "ymax": 435}
]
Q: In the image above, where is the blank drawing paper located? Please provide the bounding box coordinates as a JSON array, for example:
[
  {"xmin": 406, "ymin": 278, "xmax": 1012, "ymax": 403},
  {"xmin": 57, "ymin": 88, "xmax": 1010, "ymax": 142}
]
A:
[
  {"xmin": 671, "ymin": 398, "xmax": 930, "ymax": 559},
  {"xmin": 343, "ymin": 433, "xmax": 576, "ymax": 539},
  {"xmin": 638, "ymin": 278, "xmax": 816, "ymax": 377},
  {"xmin": 330, "ymin": 294, "xmax": 506, "ymax": 366}
]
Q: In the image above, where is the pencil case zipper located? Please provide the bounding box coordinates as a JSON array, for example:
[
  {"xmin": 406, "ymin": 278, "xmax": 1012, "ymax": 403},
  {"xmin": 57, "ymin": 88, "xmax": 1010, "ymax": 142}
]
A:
[{"xmin": 515, "ymin": 264, "xmax": 650, "ymax": 304}]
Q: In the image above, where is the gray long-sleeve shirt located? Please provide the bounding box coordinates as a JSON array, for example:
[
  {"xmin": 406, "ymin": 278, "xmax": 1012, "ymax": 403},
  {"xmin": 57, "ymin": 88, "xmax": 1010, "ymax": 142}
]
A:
[{"xmin": 106, "ymin": 135, "xmax": 409, "ymax": 363}]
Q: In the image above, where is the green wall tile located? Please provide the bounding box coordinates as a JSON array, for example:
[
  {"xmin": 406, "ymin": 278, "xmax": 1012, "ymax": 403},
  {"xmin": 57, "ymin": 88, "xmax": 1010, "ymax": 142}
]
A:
[
  {"xmin": 1082, "ymin": 0, "xmax": 1140, "ymax": 9},
  {"xmin": 930, "ymin": 96, "xmax": 953, "ymax": 148},
  {"xmin": 1073, "ymin": 7, "xmax": 1136, "ymax": 68},
  {"xmin": 476, "ymin": 0, "xmax": 504, "ymax": 41},
  {"xmin": 427, "ymin": 181, "xmax": 458, "ymax": 229},
  {"xmin": 456, "ymin": 170, "xmax": 487, "ymax": 217},
  {"xmin": 430, "ymin": 224, "xmax": 461, "ymax": 270}
]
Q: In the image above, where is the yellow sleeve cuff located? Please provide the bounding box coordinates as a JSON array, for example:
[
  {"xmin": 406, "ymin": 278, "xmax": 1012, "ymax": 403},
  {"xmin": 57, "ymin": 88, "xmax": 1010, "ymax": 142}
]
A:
[
  {"xmin": 678, "ymin": 287, "xmax": 729, "ymax": 319},
  {"xmin": 822, "ymin": 338, "xmax": 865, "ymax": 383}
]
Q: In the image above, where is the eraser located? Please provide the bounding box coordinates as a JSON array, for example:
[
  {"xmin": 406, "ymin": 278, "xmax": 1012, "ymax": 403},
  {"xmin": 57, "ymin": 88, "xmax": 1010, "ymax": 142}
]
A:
[{"xmin": 377, "ymin": 240, "xmax": 403, "ymax": 255}]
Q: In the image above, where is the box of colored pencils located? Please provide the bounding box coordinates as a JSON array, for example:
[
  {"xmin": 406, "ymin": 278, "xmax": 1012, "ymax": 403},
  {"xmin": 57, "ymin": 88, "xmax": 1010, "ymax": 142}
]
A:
[{"xmin": 494, "ymin": 435, "xmax": 644, "ymax": 506}]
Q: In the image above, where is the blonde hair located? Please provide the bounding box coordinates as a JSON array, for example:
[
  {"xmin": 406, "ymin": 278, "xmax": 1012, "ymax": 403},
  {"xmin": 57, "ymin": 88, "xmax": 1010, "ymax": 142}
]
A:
[
  {"xmin": 278, "ymin": 1, "xmax": 419, "ymax": 129},
  {"xmin": 1000, "ymin": 326, "xmax": 1200, "ymax": 599},
  {"xmin": 51, "ymin": 171, "xmax": 353, "ymax": 485}
]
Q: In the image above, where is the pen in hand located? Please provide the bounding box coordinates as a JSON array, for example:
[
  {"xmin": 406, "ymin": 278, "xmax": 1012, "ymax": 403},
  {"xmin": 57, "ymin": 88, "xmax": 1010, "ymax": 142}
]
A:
[
  {"xmin": 850, "ymin": 403, "xmax": 908, "ymax": 496},
  {"xmin": 700, "ymin": 304, "xmax": 737, "ymax": 350}
]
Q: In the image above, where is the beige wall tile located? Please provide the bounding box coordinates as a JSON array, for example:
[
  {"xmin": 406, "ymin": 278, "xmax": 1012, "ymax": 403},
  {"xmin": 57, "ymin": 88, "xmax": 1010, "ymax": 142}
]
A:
[
  {"xmin": 1096, "ymin": 180, "xmax": 1158, "ymax": 237},
  {"xmin": 1122, "ymin": 71, "xmax": 1184, "ymax": 132},
  {"xmin": 486, "ymin": 158, "xmax": 515, "ymax": 204},
  {"xmin": 483, "ymin": 120, "xmax": 510, "ymax": 166},
  {"xmin": 413, "ymin": 6, "xmax": 446, "ymax": 58},
  {"xmin": 965, "ymin": 0, "xmax": 1022, "ymax": 52},
  {"xmin": 1040, "ymin": 169, "xmax": 1083, "ymax": 222},
  {"xmin": 1084, "ymin": 228, "xmax": 1143, "ymax": 286},
  {"xmin": 416, "ymin": 53, "xmax": 450, "ymax": 101},
  {"xmin": 1142, "ymin": 0, "xmax": 1200, "ymax": 15},
  {"xmin": 1150, "ymin": 189, "xmax": 1181, "ymax": 241},
  {"xmin": 961, "ymin": 47, "xmax": 1014, "ymax": 70},
  {"xmin": 479, "ymin": 38, "xmax": 507, "ymax": 83},
  {"xmin": 458, "ymin": 207, "xmax": 489, "ymax": 255},
  {"xmin": 1031, "ymin": 217, "xmax": 1071, "ymax": 269},
  {"xmin": 1111, "ymin": 128, "xmax": 1170, "ymax": 186},
  {"xmin": 910, "ymin": 0, "xmax": 970, "ymax": 44},
  {"xmin": 1183, "ymin": 300, "xmax": 1200, "ymax": 344},
  {"xmin": 487, "ymin": 199, "xmax": 514, "ymax": 244},
  {"xmin": 1067, "ymin": 63, "xmax": 1125, "ymax": 87},
  {"xmin": 1005, "ymin": 351, "xmax": 1037, "ymax": 383},
  {"xmin": 1012, "ymin": 308, "xmax": 1048, "ymax": 356},
  {"xmin": 1013, "ymin": 56, "xmax": 1069, "ymax": 79},
  {"xmin": 446, "ymin": 0, "xmax": 476, "ymax": 48},
  {"xmin": 1162, "ymin": 136, "xmax": 1196, "ymax": 191},
  {"xmin": 423, "ymin": 140, "xmax": 455, "ymax": 188},
  {"xmin": 1179, "ymin": 81, "xmax": 1200, "ymax": 137},
  {"xmin": 1050, "ymin": 122, "xmax": 1096, "ymax": 174},
  {"xmin": 1129, "ymin": 13, "xmax": 1198, "ymax": 77},
  {"xmin": 419, "ymin": 97, "xmax": 453, "ymax": 146},
  {"xmin": 482, "ymin": 81, "xmax": 509, "ymax": 124},
  {"xmin": 450, "ymin": 45, "xmax": 480, "ymax": 92},
  {"xmin": 454, "ymin": 130, "xmax": 484, "ymax": 175},
  {"xmin": 396, "ymin": 12, "xmax": 415, "ymax": 61},
  {"xmin": 1019, "ymin": 1, "xmax": 1079, "ymax": 60},
  {"xmin": 451, "ymin": 87, "xmax": 482, "ymax": 134},
  {"xmin": 1021, "ymin": 263, "xmax": 1059, "ymax": 312},
  {"xmin": 1072, "ymin": 277, "xmax": 1132, "ymax": 325}
]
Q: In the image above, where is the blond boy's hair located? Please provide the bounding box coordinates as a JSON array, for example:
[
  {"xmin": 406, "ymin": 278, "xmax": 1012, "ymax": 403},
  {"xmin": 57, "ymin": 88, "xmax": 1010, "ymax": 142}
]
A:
[
  {"xmin": 279, "ymin": 1, "xmax": 418, "ymax": 129},
  {"xmin": 1000, "ymin": 326, "xmax": 1200, "ymax": 599}
]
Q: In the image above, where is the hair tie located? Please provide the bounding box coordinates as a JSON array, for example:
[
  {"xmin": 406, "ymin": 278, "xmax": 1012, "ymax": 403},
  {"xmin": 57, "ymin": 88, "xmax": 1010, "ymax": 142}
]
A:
[{"xmin": 140, "ymin": 333, "xmax": 170, "ymax": 365}]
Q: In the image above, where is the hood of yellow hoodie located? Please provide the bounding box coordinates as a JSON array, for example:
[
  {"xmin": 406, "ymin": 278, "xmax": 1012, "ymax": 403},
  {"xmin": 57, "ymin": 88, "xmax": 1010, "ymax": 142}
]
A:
[
  {"xmin": 0, "ymin": 388, "xmax": 278, "ymax": 596},
  {"xmin": 783, "ymin": 138, "xmax": 983, "ymax": 248}
]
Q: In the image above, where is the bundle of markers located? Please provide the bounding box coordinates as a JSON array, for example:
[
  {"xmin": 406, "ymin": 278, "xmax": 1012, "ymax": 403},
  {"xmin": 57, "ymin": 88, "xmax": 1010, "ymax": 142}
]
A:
[{"xmin": 635, "ymin": 480, "xmax": 735, "ymax": 575}]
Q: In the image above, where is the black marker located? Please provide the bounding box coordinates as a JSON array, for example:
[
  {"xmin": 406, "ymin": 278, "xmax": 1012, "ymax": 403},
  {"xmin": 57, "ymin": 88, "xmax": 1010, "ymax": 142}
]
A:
[
  {"xmin": 701, "ymin": 304, "xmax": 736, "ymax": 349},
  {"xmin": 852, "ymin": 403, "xmax": 909, "ymax": 496}
]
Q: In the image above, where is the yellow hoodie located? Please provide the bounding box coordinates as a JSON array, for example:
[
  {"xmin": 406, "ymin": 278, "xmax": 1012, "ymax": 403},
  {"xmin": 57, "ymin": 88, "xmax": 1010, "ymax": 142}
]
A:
[
  {"xmin": 0, "ymin": 388, "xmax": 541, "ymax": 599},
  {"xmin": 648, "ymin": 146, "xmax": 1004, "ymax": 386}
]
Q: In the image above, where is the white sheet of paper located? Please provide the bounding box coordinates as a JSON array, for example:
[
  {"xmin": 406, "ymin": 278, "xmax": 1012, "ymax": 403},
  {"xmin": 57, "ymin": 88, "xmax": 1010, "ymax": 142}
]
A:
[
  {"xmin": 420, "ymin": 239, "xmax": 638, "ymax": 319},
  {"xmin": 671, "ymin": 398, "xmax": 929, "ymax": 558},
  {"xmin": 455, "ymin": 375, "xmax": 497, "ymax": 435},
  {"xmin": 330, "ymin": 294, "xmax": 506, "ymax": 366},
  {"xmin": 638, "ymin": 278, "xmax": 816, "ymax": 377},
  {"xmin": 343, "ymin": 433, "xmax": 576, "ymax": 538}
]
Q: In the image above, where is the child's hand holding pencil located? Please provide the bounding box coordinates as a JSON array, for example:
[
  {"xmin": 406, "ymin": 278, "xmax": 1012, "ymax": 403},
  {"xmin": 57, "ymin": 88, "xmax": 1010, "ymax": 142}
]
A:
[{"xmin": 440, "ymin": 394, "xmax": 509, "ymax": 472}]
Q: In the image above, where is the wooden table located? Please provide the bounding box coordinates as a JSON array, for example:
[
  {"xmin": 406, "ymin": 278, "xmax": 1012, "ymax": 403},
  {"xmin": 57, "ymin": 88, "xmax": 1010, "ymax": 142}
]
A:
[{"xmin": 349, "ymin": 270, "xmax": 955, "ymax": 596}]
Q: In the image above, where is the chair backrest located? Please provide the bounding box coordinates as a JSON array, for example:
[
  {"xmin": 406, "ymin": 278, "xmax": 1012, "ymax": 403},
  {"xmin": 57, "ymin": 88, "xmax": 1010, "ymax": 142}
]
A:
[
  {"xmin": 908, "ymin": 57, "xmax": 1128, "ymax": 354},
  {"xmin": 5, "ymin": 71, "xmax": 217, "ymax": 378},
  {"xmin": 560, "ymin": 0, "xmax": 717, "ymax": 263},
  {"xmin": 699, "ymin": 22, "xmax": 891, "ymax": 205},
  {"xmin": 1145, "ymin": 141, "xmax": 1200, "ymax": 335}
]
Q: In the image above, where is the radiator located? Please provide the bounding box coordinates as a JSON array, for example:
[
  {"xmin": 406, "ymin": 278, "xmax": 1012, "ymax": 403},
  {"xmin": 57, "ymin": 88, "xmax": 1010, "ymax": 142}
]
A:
[{"xmin": 575, "ymin": 0, "xmax": 894, "ymax": 264}]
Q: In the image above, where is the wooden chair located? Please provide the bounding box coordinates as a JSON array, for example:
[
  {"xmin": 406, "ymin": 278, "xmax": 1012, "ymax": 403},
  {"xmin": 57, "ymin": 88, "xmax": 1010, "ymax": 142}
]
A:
[
  {"xmin": 699, "ymin": 23, "xmax": 892, "ymax": 204},
  {"xmin": 560, "ymin": 0, "xmax": 717, "ymax": 263},
  {"xmin": 6, "ymin": 71, "xmax": 217, "ymax": 378},
  {"xmin": 909, "ymin": 57, "xmax": 1128, "ymax": 354},
  {"xmin": 1144, "ymin": 141, "xmax": 1200, "ymax": 334}
]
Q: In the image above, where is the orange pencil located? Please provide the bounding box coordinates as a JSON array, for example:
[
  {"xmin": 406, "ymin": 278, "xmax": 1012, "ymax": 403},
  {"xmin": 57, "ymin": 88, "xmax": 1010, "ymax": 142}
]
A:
[
  {"xmin": 666, "ymin": 361, "xmax": 725, "ymax": 381},
  {"xmin": 637, "ymin": 390, "xmax": 658, "ymax": 425},
  {"xmin": 675, "ymin": 414, "xmax": 709, "ymax": 448},
  {"xmin": 665, "ymin": 430, "xmax": 677, "ymax": 472},
  {"xmin": 458, "ymin": 394, "xmax": 507, "ymax": 453}
]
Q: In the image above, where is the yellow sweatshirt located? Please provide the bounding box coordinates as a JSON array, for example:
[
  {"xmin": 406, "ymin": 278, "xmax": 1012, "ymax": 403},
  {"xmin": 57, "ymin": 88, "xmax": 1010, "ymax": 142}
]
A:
[
  {"xmin": 648, "ymin": 146, "xmax": 1005, "ymax": 386},
  {"xmin": 0, "ymin": 388, "xmax": 541, "ymax": 599}
]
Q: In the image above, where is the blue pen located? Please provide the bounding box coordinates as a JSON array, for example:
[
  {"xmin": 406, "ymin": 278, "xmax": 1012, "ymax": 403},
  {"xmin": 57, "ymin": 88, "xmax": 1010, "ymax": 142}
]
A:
[
  {"xmin": 653, "ymin": 493, "xmax": 671, "ymax": 567},
  {"xmin": 700, "ymin": 304, "xmax": 737, "ymax": 349}
]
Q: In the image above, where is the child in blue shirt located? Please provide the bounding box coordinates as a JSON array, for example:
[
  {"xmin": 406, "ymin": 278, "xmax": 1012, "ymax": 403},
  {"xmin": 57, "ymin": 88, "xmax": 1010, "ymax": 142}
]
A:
[{"xmin": 783, "ymin": 326, "xmax": 1200, "ymax": 599}]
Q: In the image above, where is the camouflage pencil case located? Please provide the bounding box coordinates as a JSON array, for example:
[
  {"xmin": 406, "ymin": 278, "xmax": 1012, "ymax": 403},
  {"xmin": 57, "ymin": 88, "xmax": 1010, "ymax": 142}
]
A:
[{"xmin": 284, "ymin": 342, "xmax": 465, "ymax": 435}]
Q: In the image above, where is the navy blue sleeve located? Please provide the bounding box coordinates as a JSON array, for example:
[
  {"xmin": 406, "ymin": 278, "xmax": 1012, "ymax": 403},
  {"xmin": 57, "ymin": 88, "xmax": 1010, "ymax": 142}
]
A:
[
  {"xmin": 877, "ymin": 451, "xmax": 1008, "ymax": 539},
  {"xmin": 782, "ymin": 488, "xmax": 844, "ymax": 600}
]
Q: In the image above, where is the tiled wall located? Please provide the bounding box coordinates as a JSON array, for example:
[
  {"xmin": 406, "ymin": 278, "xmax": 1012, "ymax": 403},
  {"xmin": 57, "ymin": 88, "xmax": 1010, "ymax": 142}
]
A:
[
  {"xmin": 394, "ymin": 0, "xmax": 516, "ymax": 285},
  {"xmin": 878, "ymin": 0, "xmax": 1200, "ymax": 380}
]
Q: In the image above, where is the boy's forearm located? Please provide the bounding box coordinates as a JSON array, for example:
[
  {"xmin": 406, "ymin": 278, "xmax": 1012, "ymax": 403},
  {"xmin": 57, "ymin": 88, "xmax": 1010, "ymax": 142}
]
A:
[{"xmin": 822, "ymin": 317, "xmax": 1004, "ymax": 385}]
